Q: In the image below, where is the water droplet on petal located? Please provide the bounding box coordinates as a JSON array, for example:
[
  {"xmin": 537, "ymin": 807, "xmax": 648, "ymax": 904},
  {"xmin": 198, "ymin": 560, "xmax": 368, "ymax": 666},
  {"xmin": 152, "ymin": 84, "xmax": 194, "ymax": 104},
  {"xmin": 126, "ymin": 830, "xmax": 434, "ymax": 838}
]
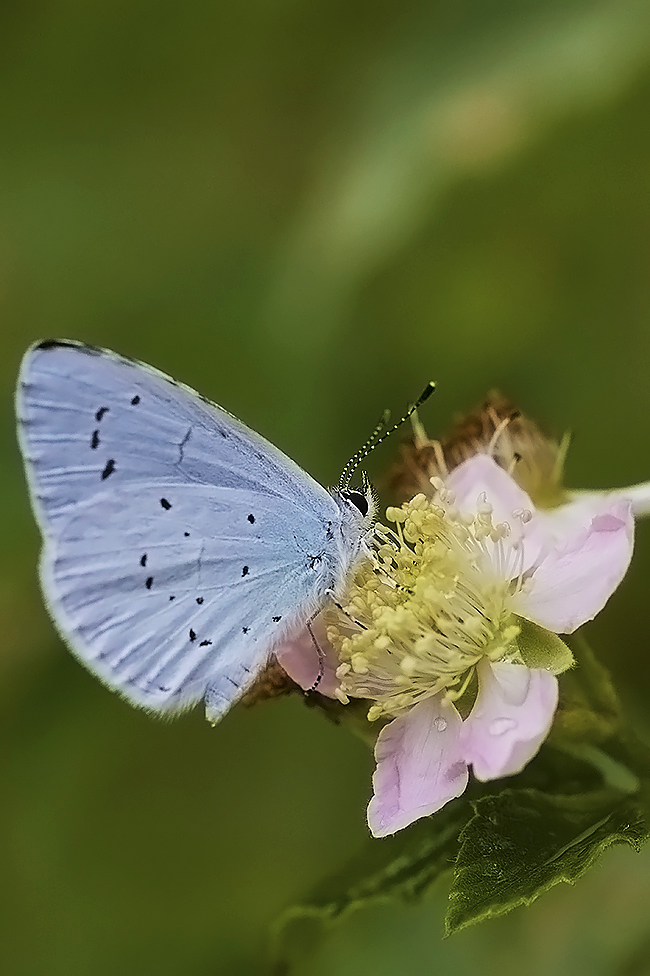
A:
[
  {"xmin": 489, "ymin": 717, "xmax": 517, "ymax": 736},
  {"xmin": 433, "ymin": 717, "xmax": 447, "ymax": 732}
]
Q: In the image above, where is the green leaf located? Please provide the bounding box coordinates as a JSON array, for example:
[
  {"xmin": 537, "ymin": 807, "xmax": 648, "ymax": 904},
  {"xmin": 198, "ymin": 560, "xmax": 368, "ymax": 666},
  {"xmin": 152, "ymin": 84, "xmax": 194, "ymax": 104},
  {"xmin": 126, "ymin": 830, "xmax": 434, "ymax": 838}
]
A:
[
  {"xmin": 445, "ymin": 787, "xmax": 650, "ymax": 936},
  {"xmin": 515, "ymin": 617, "xmax": 575, "ymax": 674}
]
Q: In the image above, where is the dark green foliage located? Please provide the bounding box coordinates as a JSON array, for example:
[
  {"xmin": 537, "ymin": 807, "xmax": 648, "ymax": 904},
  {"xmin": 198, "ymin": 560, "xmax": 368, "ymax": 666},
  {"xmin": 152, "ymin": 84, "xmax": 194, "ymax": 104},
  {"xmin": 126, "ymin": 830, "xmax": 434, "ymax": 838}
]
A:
[{"xmin": 446, "ymin": 787, "xmax": 648, "ymax": 934}]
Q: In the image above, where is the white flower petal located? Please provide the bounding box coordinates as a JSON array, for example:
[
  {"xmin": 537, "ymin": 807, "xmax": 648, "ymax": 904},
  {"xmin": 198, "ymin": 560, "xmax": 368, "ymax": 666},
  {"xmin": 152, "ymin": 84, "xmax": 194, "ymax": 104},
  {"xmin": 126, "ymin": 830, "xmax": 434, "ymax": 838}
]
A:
[
  {"xmin": 512, "ymin": 500, "xmax": 634, "ymax": 633},
  {"xmin": 571, "ymin": 483, "xmax": 650, "ymax": 519},
  {"xmin": 461, "ymin": 660, "xmax": 558, "ymax": 781},
  {"xmin": 446, "ymin": 454, "xmax": 535, "ymax": 524},
  {"xmin": 367, "ymin": 697, "xmax": 468, "ymax": 837}
]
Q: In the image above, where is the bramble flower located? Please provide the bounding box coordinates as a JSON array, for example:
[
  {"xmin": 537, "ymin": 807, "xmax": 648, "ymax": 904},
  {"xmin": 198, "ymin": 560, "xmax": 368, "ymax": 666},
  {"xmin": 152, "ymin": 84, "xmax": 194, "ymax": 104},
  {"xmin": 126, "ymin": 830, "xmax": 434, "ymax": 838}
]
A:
[
  {"xmin": 278, "ymin": 453, "xmax": 635, "ymax": 836},
  {"xmin": 275, "ymin": 395, "xmax": 650, "ymax": 836}
]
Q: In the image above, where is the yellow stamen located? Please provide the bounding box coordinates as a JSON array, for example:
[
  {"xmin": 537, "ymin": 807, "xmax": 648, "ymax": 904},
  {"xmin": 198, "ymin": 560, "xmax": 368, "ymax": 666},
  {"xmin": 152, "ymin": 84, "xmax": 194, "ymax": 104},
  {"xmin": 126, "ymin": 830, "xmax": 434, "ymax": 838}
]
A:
[{"xmin": 326, "ymin": 491, "xmax": 525, "ymax": 720}]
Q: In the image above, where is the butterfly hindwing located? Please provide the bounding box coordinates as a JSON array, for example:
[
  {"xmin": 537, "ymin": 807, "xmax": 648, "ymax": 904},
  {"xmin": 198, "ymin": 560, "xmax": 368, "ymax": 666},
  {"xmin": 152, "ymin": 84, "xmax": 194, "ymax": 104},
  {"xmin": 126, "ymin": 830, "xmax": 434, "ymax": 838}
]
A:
[{"xmin": 17, "ymin": 341, "xmax": 346, "ymax": 719}]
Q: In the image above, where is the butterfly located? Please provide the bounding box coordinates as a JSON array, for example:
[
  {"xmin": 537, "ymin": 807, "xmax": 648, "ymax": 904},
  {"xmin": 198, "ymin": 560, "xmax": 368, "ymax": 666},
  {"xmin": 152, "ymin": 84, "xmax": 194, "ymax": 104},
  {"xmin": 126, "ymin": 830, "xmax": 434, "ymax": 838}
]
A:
[{"xmin": 15, "ymin": 340, "xmax": 383, "ymax": 723}]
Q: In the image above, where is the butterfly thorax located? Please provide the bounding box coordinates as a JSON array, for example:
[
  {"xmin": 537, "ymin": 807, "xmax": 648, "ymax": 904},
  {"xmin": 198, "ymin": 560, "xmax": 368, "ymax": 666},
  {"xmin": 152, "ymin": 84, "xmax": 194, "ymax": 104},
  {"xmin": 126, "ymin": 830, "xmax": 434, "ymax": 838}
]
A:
[{"xmin": 329, "ymin": 486, "xmax": 377, "ymax": 599}]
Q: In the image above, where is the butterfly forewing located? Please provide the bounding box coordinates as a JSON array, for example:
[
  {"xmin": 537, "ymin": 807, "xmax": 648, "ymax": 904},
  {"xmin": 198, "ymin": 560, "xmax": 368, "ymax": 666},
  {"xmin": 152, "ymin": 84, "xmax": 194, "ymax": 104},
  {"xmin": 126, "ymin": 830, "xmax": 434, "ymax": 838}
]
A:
[
  {"xmin": 17, "ymin": 341, "xmax": 348, "ymax": 720},
  {"xmin": 17, "ymin": 341, "xmax": 333, "ymax": 532}
]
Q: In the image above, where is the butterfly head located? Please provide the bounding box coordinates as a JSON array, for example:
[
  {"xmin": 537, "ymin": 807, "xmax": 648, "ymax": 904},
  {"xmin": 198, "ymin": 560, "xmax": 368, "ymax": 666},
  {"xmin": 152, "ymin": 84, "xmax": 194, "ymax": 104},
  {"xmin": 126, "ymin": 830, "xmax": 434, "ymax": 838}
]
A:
[
  {"xmin": 339, "ymin": 487, "xmax": 370, "ymax": 517},
  {"xmin": 338, "ymin": 479, "xmax": 376, "ymax": 522},
  {"xmin": 335, "ymin": 468, "xmax": 377, "ymax": 533}
]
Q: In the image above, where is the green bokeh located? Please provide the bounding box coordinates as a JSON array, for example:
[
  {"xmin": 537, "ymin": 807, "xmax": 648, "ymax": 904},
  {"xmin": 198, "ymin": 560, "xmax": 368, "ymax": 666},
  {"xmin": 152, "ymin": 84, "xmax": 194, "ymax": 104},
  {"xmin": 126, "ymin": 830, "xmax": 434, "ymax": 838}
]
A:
[{"xmin": 2, "ymin": 1, "xmax": 650, "ymax": 973}]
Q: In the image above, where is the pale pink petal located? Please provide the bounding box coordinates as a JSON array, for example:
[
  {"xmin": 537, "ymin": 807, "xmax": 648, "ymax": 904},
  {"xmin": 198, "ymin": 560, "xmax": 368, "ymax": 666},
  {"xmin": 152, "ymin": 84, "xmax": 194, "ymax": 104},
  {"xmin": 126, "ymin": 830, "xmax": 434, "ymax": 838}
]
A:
[
  {"xmin": 275, "ymin": 618, "xmax": 340, "ymax": 698},
  {"xmin": 447, "ymin": 455, "xmax": 548, "ymax": 574},
  {"xmin": 446, "ymin": 454, "xmax": 535, "ymax": 524},
  {"xmin": 570, "ymin": 484, "xmax": 650, "ymax": 519},
  {"xmin": 512, "ymin": 500, "xmax": 634, "ymax": 633},
  {"xmin": 534, "ymin": 493, "xmax": 625, "ymax": 545},
  {"xmin": 461, "ymin": 660, "xmax": 558, "ymax": 781},
  {"xmin": 367, "ymin": 697, "xmax": 468, "ymax": 837}
]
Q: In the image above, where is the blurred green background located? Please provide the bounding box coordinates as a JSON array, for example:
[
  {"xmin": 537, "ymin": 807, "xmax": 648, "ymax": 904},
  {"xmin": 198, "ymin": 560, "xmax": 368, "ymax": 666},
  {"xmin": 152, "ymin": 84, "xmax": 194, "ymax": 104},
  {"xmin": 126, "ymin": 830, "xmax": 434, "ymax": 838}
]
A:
[{"xmin": 3, "ymin": 1, "xmax": 650, "ymax": 973}]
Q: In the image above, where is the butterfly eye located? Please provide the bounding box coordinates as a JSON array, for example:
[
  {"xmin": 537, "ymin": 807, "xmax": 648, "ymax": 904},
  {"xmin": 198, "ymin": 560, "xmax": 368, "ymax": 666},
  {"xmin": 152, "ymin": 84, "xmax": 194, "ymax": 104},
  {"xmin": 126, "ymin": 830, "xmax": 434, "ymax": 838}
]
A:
[{"xmin": 341, "ymin": 489, "xmax": 369, "ymax": 517}]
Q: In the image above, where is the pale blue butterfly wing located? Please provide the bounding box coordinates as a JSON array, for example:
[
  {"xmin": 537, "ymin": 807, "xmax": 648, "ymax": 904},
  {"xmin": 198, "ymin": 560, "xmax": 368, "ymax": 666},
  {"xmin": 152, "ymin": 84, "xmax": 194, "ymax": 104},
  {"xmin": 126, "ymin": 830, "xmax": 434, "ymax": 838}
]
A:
[{"xmin": 17, "ymin": 341, "xmax": 368, "ymax": 721}]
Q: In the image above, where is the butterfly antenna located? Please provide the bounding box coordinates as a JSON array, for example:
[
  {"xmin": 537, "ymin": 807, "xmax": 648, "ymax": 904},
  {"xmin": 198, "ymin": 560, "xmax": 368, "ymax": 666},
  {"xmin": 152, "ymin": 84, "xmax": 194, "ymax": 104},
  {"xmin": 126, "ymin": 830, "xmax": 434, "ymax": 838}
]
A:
[
  {"xmin": 338, "ymin": 408, "xmax": 391, "ymax": 490},
  {"xmin": 339, "ymin": 381, "xmax": 436, "ymax": 490}
]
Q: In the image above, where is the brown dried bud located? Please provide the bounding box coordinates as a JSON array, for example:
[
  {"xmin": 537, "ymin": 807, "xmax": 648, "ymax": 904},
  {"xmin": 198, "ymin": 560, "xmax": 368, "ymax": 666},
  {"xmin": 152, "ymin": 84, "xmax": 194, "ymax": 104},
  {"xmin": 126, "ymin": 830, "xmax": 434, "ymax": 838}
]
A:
[{"xmin": 389, "ymin": 391, "xmax": 569, "ymax": 510}]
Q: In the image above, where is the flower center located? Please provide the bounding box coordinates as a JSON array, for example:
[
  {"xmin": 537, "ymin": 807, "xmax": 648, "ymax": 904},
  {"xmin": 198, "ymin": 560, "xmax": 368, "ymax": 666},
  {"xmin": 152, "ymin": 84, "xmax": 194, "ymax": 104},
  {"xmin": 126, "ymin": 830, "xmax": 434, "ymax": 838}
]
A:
[{"xmin": 326, "ymin": 486, "xmax": 528, "ymax": 720}]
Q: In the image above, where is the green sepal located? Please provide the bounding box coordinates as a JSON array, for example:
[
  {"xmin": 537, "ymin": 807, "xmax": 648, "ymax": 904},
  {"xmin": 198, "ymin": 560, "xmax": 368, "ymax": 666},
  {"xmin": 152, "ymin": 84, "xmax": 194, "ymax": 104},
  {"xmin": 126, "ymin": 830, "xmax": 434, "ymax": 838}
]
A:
[
  {"xmin": 550, "ymin": 632, "xmax": 621, "ymax": 744},
  {"xmin": 514, "ymin": 616, "xmax": 574, "ymax": 674}
]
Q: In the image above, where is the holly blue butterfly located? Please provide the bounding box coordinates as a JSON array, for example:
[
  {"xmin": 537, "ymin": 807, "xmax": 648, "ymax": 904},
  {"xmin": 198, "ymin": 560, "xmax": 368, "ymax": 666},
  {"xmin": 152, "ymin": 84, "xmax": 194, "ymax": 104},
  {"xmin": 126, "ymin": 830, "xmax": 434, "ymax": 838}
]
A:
[{"xmin": 16, "ymin": 340, "xmax": 386, "ymax": 723}]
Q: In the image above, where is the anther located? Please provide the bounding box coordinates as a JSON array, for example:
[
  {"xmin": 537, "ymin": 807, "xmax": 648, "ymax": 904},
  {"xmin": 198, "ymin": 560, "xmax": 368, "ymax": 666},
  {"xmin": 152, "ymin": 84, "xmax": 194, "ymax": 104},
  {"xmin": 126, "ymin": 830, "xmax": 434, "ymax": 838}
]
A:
[{"xmin": 476, "ymin": 492, "xmax": 492, "ymax": 516}]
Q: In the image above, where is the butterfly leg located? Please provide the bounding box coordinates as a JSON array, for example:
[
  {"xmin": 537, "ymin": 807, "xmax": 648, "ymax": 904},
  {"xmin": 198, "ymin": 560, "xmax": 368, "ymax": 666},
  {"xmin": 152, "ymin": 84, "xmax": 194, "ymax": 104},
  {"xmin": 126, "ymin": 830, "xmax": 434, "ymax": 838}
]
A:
[
  {"xmin": 324, "ymin": 589, "xmax": 368, "ymax": 631},
  {"xmin": 306, "ymin": 619, "xmax": 324, "ymax": 692}
]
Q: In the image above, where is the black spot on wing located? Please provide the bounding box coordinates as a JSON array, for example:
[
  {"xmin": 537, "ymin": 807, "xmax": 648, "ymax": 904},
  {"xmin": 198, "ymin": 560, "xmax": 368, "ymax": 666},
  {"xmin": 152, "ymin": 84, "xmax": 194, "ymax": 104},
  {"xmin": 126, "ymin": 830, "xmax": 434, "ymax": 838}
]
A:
[
  {"xmin": 91, "ymin": 430, "xmax": 100, "ymax": 449},
  {"xmin": 160, "ymin": 498, "xmax": 171, "ymax": 510},
  {"xmin": 247, "ymin": 514, "xmax": 255, "ymax": 523},
  {"xmin": 101, "ymin": 458, "xmax": 116, "ymax": 480},
  {"xmin": 242, "ymin": 565, "xmax": 249, "ymax": 577},
  {"xmin": 131, "ymin": 395, "xmax": 140, "ymax": 405},
  {"xmin": 96, "ymin": 407, "xmax": 109, "ymax": 421},
  {"xmin": 189, "ymin": 628, "xmax": 196, "ymax": 641},
  {"xmin": 145, "ymin": 576, "xmax": 153, "ymax": 590}
]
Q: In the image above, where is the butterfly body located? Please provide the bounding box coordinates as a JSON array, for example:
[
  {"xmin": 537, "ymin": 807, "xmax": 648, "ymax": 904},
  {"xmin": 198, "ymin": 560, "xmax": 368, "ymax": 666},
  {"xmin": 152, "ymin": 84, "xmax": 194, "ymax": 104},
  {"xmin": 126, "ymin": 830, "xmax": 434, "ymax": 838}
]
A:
[{"xmin": 16, "ymin": 340, "xmax": 375, "ymax": 722}]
